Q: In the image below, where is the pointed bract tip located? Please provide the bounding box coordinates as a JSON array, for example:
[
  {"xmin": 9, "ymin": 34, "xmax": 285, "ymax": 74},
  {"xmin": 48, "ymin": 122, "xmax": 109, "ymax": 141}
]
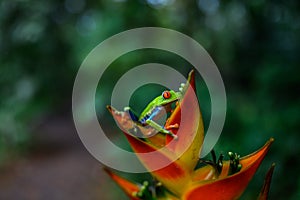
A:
[
  {"xmin": 103, "ymin": 167, "xmax": 111, "ymax": 174},
  {"xmin": 257, "ymin": 163, "xmax": 276, "ymax": 200},
  {"xmin": 106, "ymin": 105, "xmax": 112, "ymax": 112},
  {"xmin": 103, "ymin": 167, "xmax": 115, "ymax": 178},
  {"xmin": 187, "ymin": 70, "xmax": 195, "ymax": 81},
  {"xmin": 188, "ymin": 69, "xmax": 195, "ymax": 76}
]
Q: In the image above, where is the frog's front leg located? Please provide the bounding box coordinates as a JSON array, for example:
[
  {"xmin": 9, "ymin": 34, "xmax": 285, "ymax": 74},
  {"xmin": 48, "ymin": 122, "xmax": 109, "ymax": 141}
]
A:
[{"xmin": 145, "ymin": 119, "xmax": 178, "ymax": 139}]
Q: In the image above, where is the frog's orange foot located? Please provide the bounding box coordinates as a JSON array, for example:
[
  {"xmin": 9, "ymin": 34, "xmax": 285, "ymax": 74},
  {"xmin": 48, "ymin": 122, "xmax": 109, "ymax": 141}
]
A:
[{"xmin": 165, "ymin": 123, "xmax": 179, "ymax": 130}]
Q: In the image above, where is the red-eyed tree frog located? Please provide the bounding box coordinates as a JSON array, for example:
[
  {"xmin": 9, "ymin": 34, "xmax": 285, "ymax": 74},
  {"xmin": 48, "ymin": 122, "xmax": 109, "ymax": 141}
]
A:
[{"xmin": 124, "ymin": 85, "xmax": 185, "ymax": 139}]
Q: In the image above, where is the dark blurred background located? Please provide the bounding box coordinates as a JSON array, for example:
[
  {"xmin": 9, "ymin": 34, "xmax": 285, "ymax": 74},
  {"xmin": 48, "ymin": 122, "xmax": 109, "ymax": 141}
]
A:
[{"xmin": 0, "ymin": 0, "xmax": 299, "ymax": 199}]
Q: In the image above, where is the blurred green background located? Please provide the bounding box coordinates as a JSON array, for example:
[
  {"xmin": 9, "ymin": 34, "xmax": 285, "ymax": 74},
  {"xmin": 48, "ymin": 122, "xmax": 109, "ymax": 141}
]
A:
[{"xmin": 0, "ymin": 0, "xmax": 299, "ymax": 199}]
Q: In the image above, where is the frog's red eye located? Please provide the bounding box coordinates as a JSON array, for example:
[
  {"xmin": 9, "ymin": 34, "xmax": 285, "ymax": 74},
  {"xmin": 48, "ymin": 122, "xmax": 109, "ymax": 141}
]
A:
[{"xmin": 162, "ymin": 91, "xmax": 171, "ymax": 99}]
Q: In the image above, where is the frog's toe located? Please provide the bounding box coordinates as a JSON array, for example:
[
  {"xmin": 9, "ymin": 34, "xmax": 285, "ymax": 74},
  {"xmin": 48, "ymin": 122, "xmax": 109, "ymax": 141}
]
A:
[
  {"xmin": 124, "ymin": 106, "xmax": 130, "ymax": 111},
  {"xmin": 172, "ymin": 134, "xmax": 178, "ymax": 140},
  {"xmin": 164, "ymin": 130, "xmax": 178, "ymax": 139}
]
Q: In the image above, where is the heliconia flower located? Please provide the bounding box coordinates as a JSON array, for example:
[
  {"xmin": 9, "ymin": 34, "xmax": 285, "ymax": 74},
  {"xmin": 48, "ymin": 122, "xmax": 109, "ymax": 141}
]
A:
[{"xmin": 106, "ymin": 70, "xmax": 274, "ymax": 199}]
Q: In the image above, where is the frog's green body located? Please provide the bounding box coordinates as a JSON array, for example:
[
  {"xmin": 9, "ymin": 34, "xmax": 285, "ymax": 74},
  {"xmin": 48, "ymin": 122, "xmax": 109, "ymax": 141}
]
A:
[{"xmin": 124, "ymin": 90, "xmax": 182, "ymax": 138}]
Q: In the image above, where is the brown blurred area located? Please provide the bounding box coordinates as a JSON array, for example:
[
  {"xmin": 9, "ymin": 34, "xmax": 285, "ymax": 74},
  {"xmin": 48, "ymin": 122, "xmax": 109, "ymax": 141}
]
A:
[{"xmin": 0, "ymin": 113, "xmax": 127, "ymax": 200}]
